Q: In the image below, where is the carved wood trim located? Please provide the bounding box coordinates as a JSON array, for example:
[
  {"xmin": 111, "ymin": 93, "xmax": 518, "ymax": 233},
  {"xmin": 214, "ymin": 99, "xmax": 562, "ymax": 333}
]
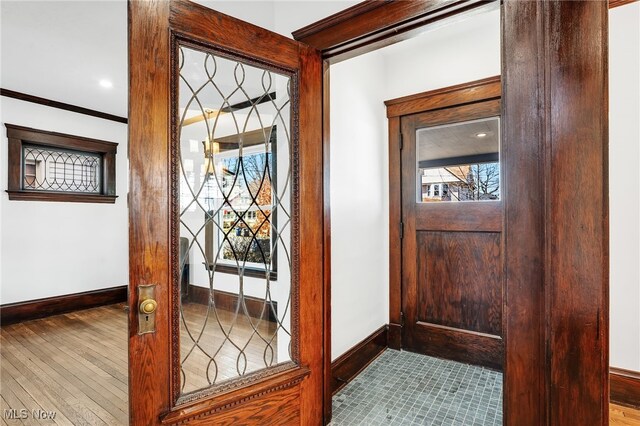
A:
[{"xmin": 162, "ymin": 366, "xmax": 310, "ymax": 425}]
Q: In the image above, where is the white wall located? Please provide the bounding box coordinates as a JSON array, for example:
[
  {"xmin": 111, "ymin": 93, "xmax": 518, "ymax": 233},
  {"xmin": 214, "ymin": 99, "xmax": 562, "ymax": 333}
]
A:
[
  {"xmin": 330, "ymin": 50, "xmax": 389, "ymax": 360},
  {"xmin": 0, "ymin": 98, "xmax": 128, "ymax": 304},
  {"xmin": 382, "ymin": 8, "xmax": 501, "ymax": 99},
  {"xmin": 609, "ymin": 2, "xmax": 640, "ymax": 372},
  {"xmin": 330, "ymin": 8, "xmax": 501, "ymax": 360}
]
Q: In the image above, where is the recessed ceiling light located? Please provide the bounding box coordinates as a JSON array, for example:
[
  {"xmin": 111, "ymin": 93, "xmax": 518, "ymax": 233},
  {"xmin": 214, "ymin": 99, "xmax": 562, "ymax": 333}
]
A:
[
  {"xmin": 475, "ymin": 132, "xmax": 488, "ymax": 138},
  {"xmin": 99, "ymin": 79, "xmax": 113, "ymax": 89}
]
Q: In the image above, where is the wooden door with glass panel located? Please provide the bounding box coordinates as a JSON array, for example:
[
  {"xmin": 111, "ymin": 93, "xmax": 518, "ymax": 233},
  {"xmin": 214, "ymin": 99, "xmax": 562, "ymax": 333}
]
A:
[
  {"xmin": 128, "ymin": 1, "xmax": 323, "ymax": 424},
  {"xmin": 401, "ymin": 98, "xmax": 503, "ymax": 370}
]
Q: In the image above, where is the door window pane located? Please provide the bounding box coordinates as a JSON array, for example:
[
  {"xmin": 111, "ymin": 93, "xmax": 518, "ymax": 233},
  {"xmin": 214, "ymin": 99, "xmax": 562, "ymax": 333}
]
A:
[
  {"xmin": 177, "ymin": 44, "xmax": 293, "ymax": 395},
  {"xmin": 417, "ymin": 117, "xmax": 500, "ymax": 203}
]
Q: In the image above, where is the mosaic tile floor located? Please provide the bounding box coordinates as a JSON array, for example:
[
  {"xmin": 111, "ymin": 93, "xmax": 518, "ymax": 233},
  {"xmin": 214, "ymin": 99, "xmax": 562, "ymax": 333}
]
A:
[{"xmin": 331, "ymin": 349, "xmax": 502, "ymax": 426}]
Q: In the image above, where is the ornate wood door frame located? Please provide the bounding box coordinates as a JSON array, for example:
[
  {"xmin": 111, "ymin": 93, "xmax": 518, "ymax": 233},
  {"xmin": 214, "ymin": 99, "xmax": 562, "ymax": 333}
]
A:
[
  {"xmin": 129, "ymin": 1, "xmax": 323, "ymax": 424},
  {"xmin": 294, "ymin": 1, "xmax": 609, "ymax": 424}
]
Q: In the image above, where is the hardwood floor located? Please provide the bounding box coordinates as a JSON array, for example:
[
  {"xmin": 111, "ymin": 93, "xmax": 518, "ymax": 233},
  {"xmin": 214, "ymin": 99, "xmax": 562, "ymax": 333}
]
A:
[
  {"xmin": 0, "ymin": 302, "xmax": 280, "ymax": 425},
  {"xmin": 611, "ymin": 403, "xmax": 640, "ymax": 425},
  {"xmin": 0, "ymin": 304, "xmax": 638, "ymax": 425},
  {"xmin": 1, "ymin": 304, "xmax": 128, "ymax": 425},
  {"xmin": 180, "ymin": 301, "xmax": 280, "ymax": 394}
]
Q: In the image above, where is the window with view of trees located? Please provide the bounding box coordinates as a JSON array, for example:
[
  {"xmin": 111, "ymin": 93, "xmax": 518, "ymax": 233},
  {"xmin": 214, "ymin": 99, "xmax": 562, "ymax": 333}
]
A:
[
  {"xmin": 202, "ymin": 128, "xmax": 278, "ymax": 279},
  {"xmin": 417, "ymin": 116, "xmax": 500, "ymax": 203},
  {"xmin": 215, "ymin": 151, "xmax": 275, "ymax": 268}
]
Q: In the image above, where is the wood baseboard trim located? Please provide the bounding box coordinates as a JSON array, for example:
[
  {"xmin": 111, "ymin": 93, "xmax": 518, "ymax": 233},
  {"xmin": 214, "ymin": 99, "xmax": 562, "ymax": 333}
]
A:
[
  {"xmin": 331, "ymin": 325, "xmax": 388, "ymax": 395},
  {"xmin": 407, "ymin": 322, "xmax": 503, "ymax": 371},
  {"xmin": 0, "ymin": 285, "xmax": 127, "ymax": 325},
  {"xmin": 611, "ymin": 367, "xmax": 640, "ymax": 409},
  {"xmin": 186, "ymin": 284, "xmax": 278, "ymax": 322}
]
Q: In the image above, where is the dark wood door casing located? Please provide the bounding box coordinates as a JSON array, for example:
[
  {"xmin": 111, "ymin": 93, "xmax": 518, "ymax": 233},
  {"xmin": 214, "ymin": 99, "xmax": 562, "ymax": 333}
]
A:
[
  {"xmin": 292, "ymin": 0, "xmax": 498, "ymax": 63},
  {"xmin": 294, "ymin": 0, "xmax": 609, "ymax": 424},
  {"xmin": 129, "ymin": 1, "xmax": 323, "ymax": 425},
  {"xmin": 502, "ymin": 1, "xmax": 609, "ymax": 424}
]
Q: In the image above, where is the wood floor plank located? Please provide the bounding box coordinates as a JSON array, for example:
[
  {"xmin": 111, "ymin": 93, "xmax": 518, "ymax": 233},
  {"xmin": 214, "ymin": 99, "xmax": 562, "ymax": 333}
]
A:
[
  {"xmin": 0, "ymin": 353, "xmax": 75, "ymax": 426},
  {"xmin": 1, "ymin": 333, "xmax": 106, "ymax": 426},
  {"xmin": 611, "ymin": 403, "xmax": 640, "ymax": 425},
  {"xmin": 0, "ymin": 365, "xmax": 44, "ymax": 426},
  {"xmin": 21, "ymin": 320, "xmax": 127, "ymax": 395},
  {"xmin": 1, "ymin": 326, "xmax": 117, "ymax": 424},
  {"xmin": 1, "ymin": 302, "xmax": 281, "ymax": 424},
  {"xmin": 9, "ymin": 322, "xmax": 127, "ymax": 407},
  {"xmin": 22, "ymin": 319, "xmax": 127, "ymax": 391},
  {"xmin": 6, "ymin": 324, "xmax": 127, "ymax": 423}
]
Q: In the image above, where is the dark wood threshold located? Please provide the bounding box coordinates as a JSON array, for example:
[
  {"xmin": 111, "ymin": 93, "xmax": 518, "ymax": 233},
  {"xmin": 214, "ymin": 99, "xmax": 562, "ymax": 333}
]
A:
[
  {"xmin": 0, "ymin": 88, "xmax": 128, "ymax": 124},
  {"xmin": 186, "ymin": 284, "xmax": 278, "ymax": 323},
  {"xmin": 611, "ymin": 367, "xmax": 640, "ymax": 409},
  {"xmin": 0, "ymin": 285, "xmax": 127, "ymax": 325},
  {"xmin": 331, "ymin": 325, "xmax": 388, "ymax": 395}
]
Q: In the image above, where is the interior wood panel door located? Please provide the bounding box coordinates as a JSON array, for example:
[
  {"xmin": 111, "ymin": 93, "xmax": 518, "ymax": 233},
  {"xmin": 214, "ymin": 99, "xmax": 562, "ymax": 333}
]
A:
[
  {"xmin": 400, "ymin": 98, "xmax": 504, "ymax": 370},
  {"xmin": 128, "ymin": 1, "xmax": 323, "ymax": 424}
]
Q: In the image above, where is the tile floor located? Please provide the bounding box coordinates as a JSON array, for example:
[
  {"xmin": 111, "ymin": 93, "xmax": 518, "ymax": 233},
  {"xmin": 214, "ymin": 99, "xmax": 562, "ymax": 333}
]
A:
[{"xmin": 331, "ymin": 349, "xmax": 502, "ymax": 426}]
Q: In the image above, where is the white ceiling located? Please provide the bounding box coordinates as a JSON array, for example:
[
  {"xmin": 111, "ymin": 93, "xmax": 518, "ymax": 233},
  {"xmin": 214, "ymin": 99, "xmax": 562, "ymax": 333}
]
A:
[
  {"xmin": 417, "ymin": 117, "xmax": 500, "ymax": 162},
  {"xmin": 0, "ymin": 0, "xmax": 358, "ymax": 119},
  {"xmin": 1, "ymin": 1, "xmax": 129, "ymax": 117}
]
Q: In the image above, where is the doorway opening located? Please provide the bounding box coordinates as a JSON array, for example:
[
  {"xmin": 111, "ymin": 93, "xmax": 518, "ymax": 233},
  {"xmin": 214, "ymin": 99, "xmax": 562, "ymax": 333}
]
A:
[{"xmin": 325, "ymin": 6, "xmax": 505, "ymax": 424}]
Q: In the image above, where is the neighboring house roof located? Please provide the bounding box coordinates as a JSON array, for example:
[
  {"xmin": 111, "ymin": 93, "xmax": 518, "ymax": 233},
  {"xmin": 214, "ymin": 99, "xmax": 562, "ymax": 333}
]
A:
[{"xmin": 420, "ymin": 165, "xmax": 470, "ymax": 185}]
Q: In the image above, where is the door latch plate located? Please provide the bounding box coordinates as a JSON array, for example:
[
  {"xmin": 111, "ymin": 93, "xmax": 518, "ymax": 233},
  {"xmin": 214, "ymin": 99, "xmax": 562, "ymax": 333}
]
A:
[{"xmin": 137, "ymin": 284, "xmax": 157, "ymax": 335}]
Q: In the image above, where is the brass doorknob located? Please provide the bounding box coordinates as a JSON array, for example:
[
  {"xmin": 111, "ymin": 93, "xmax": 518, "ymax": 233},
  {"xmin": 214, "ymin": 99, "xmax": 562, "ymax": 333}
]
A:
[{"xmin": 139, "ymin": 299, "xmax": 158, "ymax": 315}]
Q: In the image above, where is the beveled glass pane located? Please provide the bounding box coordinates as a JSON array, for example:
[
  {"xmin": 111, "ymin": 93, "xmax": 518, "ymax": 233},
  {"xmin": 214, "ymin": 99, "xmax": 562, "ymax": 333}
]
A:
[
  {"xmin": 416, "ymin": 117, "xmax": 500, "ymax": 203},
  {"xmin": 177, "ymin": 44, "xmax": 293, "ymax": 395}
]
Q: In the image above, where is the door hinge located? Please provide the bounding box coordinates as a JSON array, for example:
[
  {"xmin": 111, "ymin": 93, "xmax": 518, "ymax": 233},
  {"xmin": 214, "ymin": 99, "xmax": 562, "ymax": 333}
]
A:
[
  {"xmin": 399, "ymin": 132, "xmax": 404, "ymax": 150},
  {"xmin": 400, "ymin": 222, "xmax": 404, "ymax": 239},
  {"xmin": 400, "ymin": 312, "xmax": 405, "ymax": 327}
]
